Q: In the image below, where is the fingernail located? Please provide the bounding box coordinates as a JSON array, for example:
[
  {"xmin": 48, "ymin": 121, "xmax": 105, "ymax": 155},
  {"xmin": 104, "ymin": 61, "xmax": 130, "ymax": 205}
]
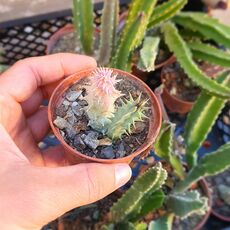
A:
[{"xmin": 115, "ymin": 164, "xmax": 132, "ymax": 188}]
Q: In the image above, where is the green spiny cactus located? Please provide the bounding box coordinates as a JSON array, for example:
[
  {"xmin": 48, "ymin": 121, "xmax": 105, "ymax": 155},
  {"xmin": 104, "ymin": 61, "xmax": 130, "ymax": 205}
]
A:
[
  {"xmin": 84, "ymin": 68, "xmax": 123, "ymax": 133},
  {"xmin": 175, "ymin": 142, "xmax": 230, "ymax": 192},
  {"xmin": 110, "ymin": 162, "xmax": 167, "ymax": 223},
  {"xmin": 137, "ymin": 36, "xmax": 160, "ymax": 72},
  {"xmin": 148, "ymin": 214, "xmax": 174, "ymax": 230},
  {"xmin": 112, "ymin": 0, "xmax": 157, "ymax": 70},
  {"xmin": 112, "ymin": 13, "xmax": 145, "ymax": 71},
  {"xmin": 185, "ymin": 70, "xmax": 230, "ymax": 167},
  {"xmin": 130, "ymin": 190, "xmax": 165, "ymax": 223},
  {"xmin": 154, "ymin": 121, "xmax": 185, "ymax": 180},
  {"xmin": 187, "ymin": 41, "xmax": 230, "ymax": 67},
  {"xmin": 161, "ymin": 22, "xmax": 230, "ymax": 99},
  {"xmin": 173, "ymin": 12, "xmax": 230, "ymax": 49},
  {"xmin": 148, "ymin": 0, "xmax": 188, "ymax": 29},
  {"xmin": 121, "ymin": 0, "xmax": 157, "ymax": 42},
  {"xmin": 98, "ymin": 0, "xmax": 119, "ymax": 65},
  {"xmin": 72, "ymin": 0, "xmax": 94, "ymax": 55},
  {"xmin": 167, "ymin": 191, "xmax": 209, "ymax": 219},
  {"xmin": 106, "ymin": 94, "xmax": 148, "ymax": 140}
]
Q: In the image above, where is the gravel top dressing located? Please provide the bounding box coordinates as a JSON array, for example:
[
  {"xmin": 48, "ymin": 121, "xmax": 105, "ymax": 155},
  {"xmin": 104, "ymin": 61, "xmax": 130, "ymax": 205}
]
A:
[{"xmin": 53, "ymin": 74, "xmax": 151, "ymax": 160}]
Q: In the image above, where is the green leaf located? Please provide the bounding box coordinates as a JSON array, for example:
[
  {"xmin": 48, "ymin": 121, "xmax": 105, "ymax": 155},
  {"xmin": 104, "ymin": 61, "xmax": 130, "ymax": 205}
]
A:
[
  {"xmin": 173, "ymin": 12, "xmax": 230, "ymax": 49},
  {"xmin": 167, "ymin": 190, "xmax": 209, "ymax": 218},
  {"xmin": 137, "ymin": 36, "xmax": 160, "ymax": 72},
  {"xmin": 98, "ymin": 0, "xmax": 119, "ymax": 65},
  {"xmin": 110, "ymin": 162, "xmax": 167, "ymax": 223},
  {"xmin": 176, "ymin": 142, "xmax": 230, "ymax": 192},
  {"xmin": 185, "ymin": 70, "xmax": 230, "ymax": 167},
  {"xmin": 148, "ymin": 214, "xmax": 174, "ymax": 230},
  {"xmin": 72, "ymin": 0, "xmax": 94, "ymax": 55},
  {"xmin": 161, "ymin": 22, "xmax": 230, "ymax": 98},
  {"xmin": 130, "ymin": 190, "xmax": 165, "ymax": 222},
  {"xmin": 188, "ymin": 41, "xmax": 230, "ymax": 67},
  {"xmin": 148, "ymin": 0, "xmax": 188, "ymax": 29},
  {"xmin": 154, "ymin": 121, "xmax": 185, "ymax": 180}
]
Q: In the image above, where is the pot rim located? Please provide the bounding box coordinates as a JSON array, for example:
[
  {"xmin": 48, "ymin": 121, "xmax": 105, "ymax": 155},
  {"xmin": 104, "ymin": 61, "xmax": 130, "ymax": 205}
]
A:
[{"xmin": 48, "ymin": 67, "xmax": 162, "ymax": 164}]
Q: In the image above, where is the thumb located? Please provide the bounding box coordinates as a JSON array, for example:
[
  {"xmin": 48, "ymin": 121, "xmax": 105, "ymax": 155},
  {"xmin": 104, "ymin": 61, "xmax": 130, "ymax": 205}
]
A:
[{"xmin": 30, "ymin": 163, "xmax": 131, "ymax": 226}]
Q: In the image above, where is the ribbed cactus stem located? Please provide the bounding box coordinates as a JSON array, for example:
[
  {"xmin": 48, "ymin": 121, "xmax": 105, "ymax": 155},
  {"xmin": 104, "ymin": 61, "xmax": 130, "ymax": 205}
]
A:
[
  {"xmin": 98, "ymin": 0, "xmax": 119, "ymax": 65},
  {"xmin": 84, "ymin": 68, "xmax": 123, "ymax": 132},
  {"xmin": 72, "ymin": 0, "xmax": 94, "ymax": 55},
  {"xmin": 106, "ymin": 94, "xmax": 148, "ymax": 140}
]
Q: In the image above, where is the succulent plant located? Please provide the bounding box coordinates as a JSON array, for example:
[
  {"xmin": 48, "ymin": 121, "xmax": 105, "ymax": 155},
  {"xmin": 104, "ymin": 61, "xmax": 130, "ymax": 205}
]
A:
[
  {"xmin": 98, "ymin": 69, "xmax": 230, "ymax": 230},
  {"xmin": 83, "ymin": 68, "xmax": 148, "ymax": 140},
  {"xmin": 84, "ymin": 68, "xmax": 123, "ymax": 133},
  {"xmin": 71, "ymin": 0, "xmax": 187, "ymax": 70}
]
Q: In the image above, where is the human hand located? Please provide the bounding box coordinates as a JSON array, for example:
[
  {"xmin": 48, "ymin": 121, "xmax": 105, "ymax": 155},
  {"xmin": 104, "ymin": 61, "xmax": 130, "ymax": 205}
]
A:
[{"xmin": 0, "ymin": 54, "xmax": 131, "ymax": 230}]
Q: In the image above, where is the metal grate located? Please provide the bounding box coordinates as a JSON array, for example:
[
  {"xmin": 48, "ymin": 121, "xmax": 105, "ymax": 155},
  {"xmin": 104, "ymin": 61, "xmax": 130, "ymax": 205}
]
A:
[
  {"xmin": 0, "ymin": 4, "xmax": 128, "ymax": 66},
  {"xmin": 217, "ymin": 102, "xmax": 230, "ymax": 143}
]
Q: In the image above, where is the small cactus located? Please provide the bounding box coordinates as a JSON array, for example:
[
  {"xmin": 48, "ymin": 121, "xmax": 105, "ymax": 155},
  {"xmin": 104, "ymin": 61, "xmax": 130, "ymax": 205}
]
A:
[
  {"xmin": 107, "ymin": 94, "xmax": 148, "ymax": 140},
  {"xmin": 84, "ymin": 68, "xmax": 123, "ymax": 133},
  {"xmin": 83, "ymin": 68, "xmax": 148, "ymax": 140}
]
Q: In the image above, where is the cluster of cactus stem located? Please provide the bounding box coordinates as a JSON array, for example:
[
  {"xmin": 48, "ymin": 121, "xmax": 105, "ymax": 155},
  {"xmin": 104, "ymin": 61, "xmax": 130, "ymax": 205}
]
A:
[
  {"xmin": 72, "ymin": 0, "xmax": 188, "ymax": 70},
  {"xmin": 84, "ymin": 68, "xmax": 148, "ymax": 140}
]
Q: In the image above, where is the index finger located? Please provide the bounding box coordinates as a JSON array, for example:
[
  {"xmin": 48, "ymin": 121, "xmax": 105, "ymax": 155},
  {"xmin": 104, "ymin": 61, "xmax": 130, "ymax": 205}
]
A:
[{"xmin": 0, "ymin": 53, "xmax": 97, "ymax": 102}]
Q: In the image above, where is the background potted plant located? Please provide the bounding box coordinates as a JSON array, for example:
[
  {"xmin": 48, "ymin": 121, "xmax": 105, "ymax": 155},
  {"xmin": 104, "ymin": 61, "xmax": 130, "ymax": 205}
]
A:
[
  {"xmin": 156, "ymin": 12, "xmax": 230, "ymax": 114},
  {"xmin": 99, "ymin": 70, "xmax": 230, "ymax": 230},
  {"xmin": 46, "ymin": 0, "xmax": 187, "ymax": 75},
  {"xmin": 48, "ymin": 67, "xmax": 162, "ymax": 164}
]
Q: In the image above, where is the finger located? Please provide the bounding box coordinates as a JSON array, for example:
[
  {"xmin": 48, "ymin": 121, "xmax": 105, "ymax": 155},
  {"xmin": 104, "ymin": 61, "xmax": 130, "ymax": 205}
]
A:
[
  {"xmin": 42, "ymin": 145, "xmax": 67, "ymax": 167},
  {"xmin": 21, "ymin": 88, "xmax": 43, "ymax": 117},
  {"xmin": 31, "ymin": 163, "xmax": 131, "ymax": 225},
  {"xmin": 27, "ymin": 107, "xmax": 49, "ymax": 142},
  {"xmin": 0, "ymin": 124, "xmax": 28, "ymax": 163},
  {"xmin": 0, "ymin": 53, "xmax": 97, "ymax": 102},
  {"xmin": 21, "ymin": 80, "xmax": 63, "ymax": 117}
]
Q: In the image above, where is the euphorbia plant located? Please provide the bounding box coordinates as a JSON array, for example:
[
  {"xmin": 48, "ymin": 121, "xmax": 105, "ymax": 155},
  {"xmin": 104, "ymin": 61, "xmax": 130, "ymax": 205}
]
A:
[
  {"xmin": 83, "ymin": 68, "xmax": 148, "ymax": 139},
  {"xmin": 99, "ymin": 70, "xmax": 230, "ymax": 230},
  {"xmin": 71, "ymin": 0, "xmax": 186, "ymax": 67}
]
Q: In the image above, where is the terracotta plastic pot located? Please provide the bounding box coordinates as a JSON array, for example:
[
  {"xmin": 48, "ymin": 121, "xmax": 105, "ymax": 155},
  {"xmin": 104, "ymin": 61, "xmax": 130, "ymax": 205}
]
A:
[
  {"xmin": 160, "ymin": 62, "xmax": 224, "ymax": 114},
  {"xmin": 132, "ymin": 55, "xmax": 176, "ymax": 82},
  {"xmin": 211, "ymin": 209, "xmax": 230, "ymax": 222},
  {"xmin": 48, "ymin": 68, "xmax": 162, "ymax": 165},
  {"xmin": 46, "ymin": 12, "xmax": 128, "ymax": 55},
  {"xmin": 46, "ymin": 24, "xmax": 74, "ymax": 55}
]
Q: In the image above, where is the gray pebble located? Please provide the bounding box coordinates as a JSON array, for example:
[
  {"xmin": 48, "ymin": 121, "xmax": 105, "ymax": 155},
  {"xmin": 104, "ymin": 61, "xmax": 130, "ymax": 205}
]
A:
[
  {"xmin": 74, "ymin": 135, "xmax": 86, "ymax": 149},
  {"xmin": 65, "ymin": 128, "xmax": 76, "ymax": 139},
  {"xmin": 66, "ymin": 113, "xmax": 77, "ymax": 126},
  {"xmin": 83, "ymin": 132, "xmax": 99, "ymax": 150},
  {"xmin": 53, "ymin": 116, "xmax": 69, "ymax": 129},
  {"xmin": 117, "ymin": 142, "xmax": 125, "ymax": 158},
  {"xmin": 56, "ymin": 105, "xmax": 67, "ymax": 117},
  {"xmin": 72, "ymin": 102, "xmax": 84, "ymax": 116},
  {"xmin": 101, "ymin": 146, "xmax": 115, "ymax": 159},
  {"xmin": 62, "ymin": 100, "xmax": 70, "ymax": 110},
  {"xmin": 66, "ymin": 90, "xmax": 82, "ymax": 102}
]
